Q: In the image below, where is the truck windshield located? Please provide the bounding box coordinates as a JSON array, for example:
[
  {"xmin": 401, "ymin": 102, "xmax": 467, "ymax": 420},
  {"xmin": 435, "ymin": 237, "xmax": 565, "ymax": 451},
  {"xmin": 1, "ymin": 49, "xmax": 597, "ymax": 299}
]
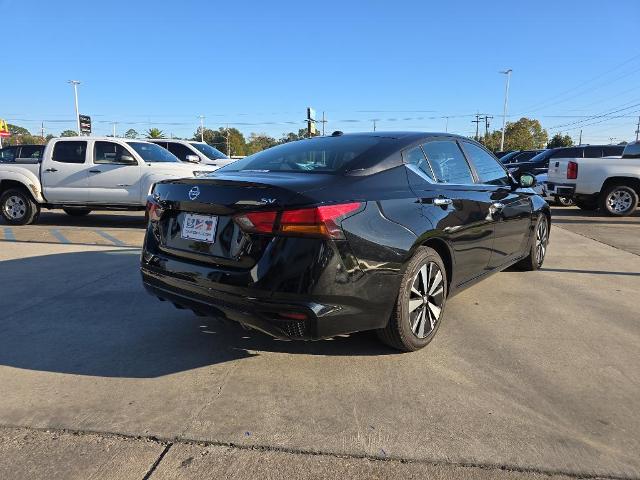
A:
[
  {"xmin": 189, "ymin": 142, "xmax": 228, "ymax": 160},
  {"xmin": 126, "ymin": 142, "xmax": 180, "ymax": 163}
]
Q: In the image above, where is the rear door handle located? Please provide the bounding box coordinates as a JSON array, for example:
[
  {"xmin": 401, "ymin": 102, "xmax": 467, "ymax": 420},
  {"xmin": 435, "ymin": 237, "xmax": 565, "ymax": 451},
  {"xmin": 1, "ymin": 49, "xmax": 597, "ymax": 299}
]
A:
[
  {"xmin": 89, "ymin": 169, "xmax": 102, "ymax": 173},
  {"xmin": 433, "ymin": 197, "xmax": 453, "ymax": 206},
  {"xmin": 44, "ymin": 168, "xmax": 58, "ymax": 172}
]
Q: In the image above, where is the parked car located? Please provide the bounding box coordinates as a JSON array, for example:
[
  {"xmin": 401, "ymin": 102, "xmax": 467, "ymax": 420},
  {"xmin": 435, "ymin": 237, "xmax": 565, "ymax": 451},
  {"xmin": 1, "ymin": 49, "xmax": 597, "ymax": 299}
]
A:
[
  {"xmin": 494, "ymin": 150, "xmax": 514, "ymax": 159},
  {"xmin": 0, "ymin": 137, "xmax": 218, "ymax": 225},
  {"xmin": 142, "ymin": 132, "xmax": 550, "ymax": 352},
  {"xmin": 0, "ymin": 144, "xmax": 45, "ymax": 163},
  {"xmin": 547, "ymin": 141, "xmax": 639, "ymax": 216},
  {"xmin": 148, "ymin": 139, "xmax": 235, "ymax": 168},
  {"xmin": 500, "ymin": 149, "xmax": 544, "ymax": 165}
]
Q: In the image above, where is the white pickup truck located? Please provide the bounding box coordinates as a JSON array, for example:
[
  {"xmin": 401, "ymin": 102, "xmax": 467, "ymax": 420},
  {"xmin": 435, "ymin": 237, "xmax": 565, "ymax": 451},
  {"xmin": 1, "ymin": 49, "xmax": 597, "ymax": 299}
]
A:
[
  {"xmin": 546, "ymin": 142, "xmax": 640, "ymax": 216},
  {"xmin": 0, "ymin": 137, "xmax": 217, "ymax": 225}
]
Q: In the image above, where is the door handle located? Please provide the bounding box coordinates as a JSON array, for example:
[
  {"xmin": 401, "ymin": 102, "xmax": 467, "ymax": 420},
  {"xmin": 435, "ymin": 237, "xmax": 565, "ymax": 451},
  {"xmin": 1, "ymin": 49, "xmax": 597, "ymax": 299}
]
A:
[
  {"xmin": 491, "ymin": 202, "xmax": 505, "ymax": 211},
  {"xmin": 116, "ymin": 184, "xmax": 131, "ymax": 187},
  {"xmin": 89, "ymin": 169, "xmax": 102, "ymax": 173},
  {"xmin": 488, "ymin": 202, "xmax": 505, "ymax": 220},
  {"xmin": 433, "ymin": 197, "xmax": 453, "ymax": 207},
  {"xmin": 44, "ymin": 168, "xmax": 58, "ymax": 172}
]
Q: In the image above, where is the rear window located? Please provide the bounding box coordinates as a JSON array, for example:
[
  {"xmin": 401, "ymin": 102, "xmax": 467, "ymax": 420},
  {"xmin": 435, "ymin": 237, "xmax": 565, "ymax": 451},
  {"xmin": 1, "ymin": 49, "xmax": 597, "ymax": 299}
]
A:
[
  {"xmin": 603, "ymin": 145, "xmax": 624, "ymax": 157},
  {"xmin": 218, "ymin": 136, "xmax": 381, "ymax": 173},
  {"xmin": 52, "ymin": 141, "xmax": 87, "ymax": 164}
]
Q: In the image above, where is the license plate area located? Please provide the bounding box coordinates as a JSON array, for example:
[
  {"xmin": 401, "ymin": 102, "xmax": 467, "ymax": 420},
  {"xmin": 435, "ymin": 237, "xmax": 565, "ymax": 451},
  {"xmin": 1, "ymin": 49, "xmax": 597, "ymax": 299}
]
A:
[{"xmin": 181, "ymin": 213, "xmax": 218, "ymax": 243}]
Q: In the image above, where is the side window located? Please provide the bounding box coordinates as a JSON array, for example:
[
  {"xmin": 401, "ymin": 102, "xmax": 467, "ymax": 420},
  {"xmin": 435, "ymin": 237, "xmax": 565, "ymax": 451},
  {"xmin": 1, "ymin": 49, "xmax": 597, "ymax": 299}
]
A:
[
  {"xmin": 584, "ymin": 146, "xmax": 603, "ymax": 158},
  {"xmin": 0, "ymin": 147, "xmax": 17, "ymax": 162},
  {"xmin": 403, "ymin": 146, "xmax": 434, "ymax": 181},
  {"xmin": 19, "ymin": 146, "xmax": 43, "ymax": 159},
  {"xmin": 622, "ymin": 143, "xmax": 640, "ymax": 159},
  {"xmin": 603, "ymin": 146, "xmax": 624, "ymax": 157},
  {"xmin": 167, "ymin": 143, "xmax": 192, "ymax": 161},
  {"xmin": 550, "ymin": 147, "xmax": 580, "ymax": 159},
  {"xmin": 461, "ymin": 142, "xmax": 509, "ymax": 185},
  {"xmin": 94, "ymin": 141, "xmax": 136, "ymax": 164},
  {"xmin": 422, "ymin": 141, "xmax": 474, "ymax": 184},
  {"xmin": 52, "ymin": 141, "xmax": 87, "ymax": 164}
]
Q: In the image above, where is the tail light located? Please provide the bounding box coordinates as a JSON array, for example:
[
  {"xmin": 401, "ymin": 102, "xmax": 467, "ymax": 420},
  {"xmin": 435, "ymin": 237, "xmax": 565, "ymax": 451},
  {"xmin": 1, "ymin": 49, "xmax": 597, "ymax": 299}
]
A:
[
  {"xmin": 567, "ymin": 161, "xmax": 578, "ymax": 179},
  {"xmin": 234, "ymin": 202, "xmax": 363, "ymax": 239},
  {"xmin": 146, "ymin": 195, "xmax": 164, "ymax": 223}
]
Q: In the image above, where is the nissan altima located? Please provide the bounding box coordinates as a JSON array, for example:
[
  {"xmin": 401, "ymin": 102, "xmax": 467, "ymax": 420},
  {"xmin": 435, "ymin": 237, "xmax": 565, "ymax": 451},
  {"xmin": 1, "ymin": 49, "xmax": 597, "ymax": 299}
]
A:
[{"xmin": 141, "ymin": 132, "xmax": 550, "ymax": 351}]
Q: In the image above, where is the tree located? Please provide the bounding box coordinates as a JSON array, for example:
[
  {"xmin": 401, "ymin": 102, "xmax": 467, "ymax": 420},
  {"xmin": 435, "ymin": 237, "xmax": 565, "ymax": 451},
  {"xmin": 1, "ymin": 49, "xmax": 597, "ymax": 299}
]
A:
[
  {"xmin": 246, "ymin": 133, "xmax": 277, "ymax": 154},
  {"xmin": 277, "ymin": 128, "xmax": 311, "ymax": 144},
  {"xmin": 482, "ymin": 117, "xmax": 548, "ymax": 152},
  {"xmin": 547, "ymin": 133, "xmax": 573, "ymax": 149},
  {"xmin": 146, "ymin": 128, "xmax": 164, "ymax": 139},
  {"xmin": 8, "ymin": 124, "xmax": 30, "ymax": 136},
  {"xmin": 124, "ymin": 128, "xmax": 138, "ymax": 139},
  {"xmin": 193, "ymin": 127, "xmax": 247, "ymax": 156},
  {"xmin": 60, "ymin": 130, "xmax": 78, "ymax": 137}
]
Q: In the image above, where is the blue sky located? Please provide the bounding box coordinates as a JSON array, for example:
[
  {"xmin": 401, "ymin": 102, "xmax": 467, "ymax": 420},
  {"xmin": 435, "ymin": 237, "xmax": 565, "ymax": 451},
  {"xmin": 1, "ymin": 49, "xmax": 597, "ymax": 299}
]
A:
[{"xmin": 2, "ymin": 0, "xmax": 639, "ymax": 144}]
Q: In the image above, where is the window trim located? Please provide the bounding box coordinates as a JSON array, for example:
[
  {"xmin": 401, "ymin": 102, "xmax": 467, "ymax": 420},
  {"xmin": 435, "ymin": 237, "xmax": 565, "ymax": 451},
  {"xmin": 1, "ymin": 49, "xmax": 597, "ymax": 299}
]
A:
[
  {"xmin": 401, "ymin": 145, "xmax": 436, "ymax": 183},
  {"xmin": 420, "ymin": 137, "xmax": 478, "ymax": 186}
]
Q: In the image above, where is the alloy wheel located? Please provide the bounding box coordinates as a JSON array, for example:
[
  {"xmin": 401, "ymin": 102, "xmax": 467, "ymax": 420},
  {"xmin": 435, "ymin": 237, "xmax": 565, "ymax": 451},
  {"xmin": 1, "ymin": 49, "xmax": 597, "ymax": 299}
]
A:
[
  {"xmin": 535, "ymin": 218, "xmax": 548, "ymax": 266},
  {"xmin": 606, "ymin": 189, "xmax": 633, "ymax": 214},
  {"xmin": 408, "ymin": 262, "xmax": 445, "ymax": 339},
  {"xmin": 3, "ymin": 195, "xmax": 27, "ymax": 220}
]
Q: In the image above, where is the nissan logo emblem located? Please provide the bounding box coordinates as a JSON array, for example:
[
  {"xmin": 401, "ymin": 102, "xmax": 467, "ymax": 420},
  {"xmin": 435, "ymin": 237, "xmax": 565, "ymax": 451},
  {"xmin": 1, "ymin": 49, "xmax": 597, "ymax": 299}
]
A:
[{"xmin": 188, "ymin": 186, "xmax": 200, "ymax": 201}]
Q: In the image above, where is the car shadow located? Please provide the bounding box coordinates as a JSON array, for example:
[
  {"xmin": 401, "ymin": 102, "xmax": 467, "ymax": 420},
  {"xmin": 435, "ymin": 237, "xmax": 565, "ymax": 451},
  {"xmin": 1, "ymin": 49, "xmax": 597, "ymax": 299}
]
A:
[
  {"xmin": 32, "ymin": 210, "xmax": 147, "ymax": 229},
  {"xmin": 0, "ymin": 249, "xmax": 396, "ymax": 379},
  {"xmin": 549, "ymin": 206, "xmax": 640, "ymax": 220}
]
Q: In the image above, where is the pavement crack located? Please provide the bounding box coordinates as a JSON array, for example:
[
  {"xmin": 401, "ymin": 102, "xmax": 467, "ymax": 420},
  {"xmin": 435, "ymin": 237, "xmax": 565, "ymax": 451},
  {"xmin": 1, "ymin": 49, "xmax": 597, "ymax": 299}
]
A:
[{"xmin": 142, "ymin": 442, "xmax": 172, "ymax": 480}]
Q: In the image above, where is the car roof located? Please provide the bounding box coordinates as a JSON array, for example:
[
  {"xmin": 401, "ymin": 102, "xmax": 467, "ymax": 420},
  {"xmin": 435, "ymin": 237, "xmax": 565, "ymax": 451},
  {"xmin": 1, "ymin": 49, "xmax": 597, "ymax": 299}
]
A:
[{"xmin": 51, "ymin": 136, "xmax": 154, "ymax": 143}]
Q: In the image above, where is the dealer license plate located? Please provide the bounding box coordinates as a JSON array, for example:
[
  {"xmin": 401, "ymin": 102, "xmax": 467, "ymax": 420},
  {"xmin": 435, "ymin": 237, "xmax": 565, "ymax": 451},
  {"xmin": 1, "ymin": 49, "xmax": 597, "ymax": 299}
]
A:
[{"xmin": 181, "ymin": 213, "xmax": 218, "ymax": 243}]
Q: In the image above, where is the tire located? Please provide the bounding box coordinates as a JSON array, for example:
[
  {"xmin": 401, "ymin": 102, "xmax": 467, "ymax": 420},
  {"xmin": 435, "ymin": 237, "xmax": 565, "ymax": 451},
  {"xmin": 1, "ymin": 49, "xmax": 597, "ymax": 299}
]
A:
[
  {"xmin": 515, "ymin": 215, "xmax": 549, "ymax": 271},
  {"xmin": 377, "ymin": 247, "xmax": 447, "ymax": 352},
  {"xmin": 0, "ymin": 188, "xmax": 40, "ymax": 225},
  {"xmin": 554, "ymin": 196, "xmax": 574, "ymax": 207},
  {"xmin": 63, "ymin": 208, "xmax": 92, "ymax": 217},
  {"xmin": 599, "ymin": 184, "xmax": 639, "ymax": 217},
  {"xmin": 575, "ymin": 197, "xmax": 598, "ymax": 211}
]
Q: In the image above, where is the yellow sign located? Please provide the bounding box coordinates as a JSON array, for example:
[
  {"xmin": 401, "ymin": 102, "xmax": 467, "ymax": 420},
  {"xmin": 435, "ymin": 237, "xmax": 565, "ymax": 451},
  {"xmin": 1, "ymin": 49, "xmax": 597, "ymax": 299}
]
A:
[{"xmin": 0, "ymin": 119, "xmax": 9, "ymax": 137}]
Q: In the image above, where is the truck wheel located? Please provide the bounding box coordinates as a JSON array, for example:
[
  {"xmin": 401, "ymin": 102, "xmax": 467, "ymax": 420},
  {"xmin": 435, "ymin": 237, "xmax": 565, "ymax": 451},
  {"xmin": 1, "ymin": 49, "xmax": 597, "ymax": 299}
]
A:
[
  {"xmin": 575, "ymin": 197, "xmax": 598, "ymax": 211},
  {"xmin": 63, "ymin": 208, "xmax": 92, "ymax": 217},
  {"xmin": 554, "ymin": 196, "xmax": 574, "ymax": 207},
  {"xmin": 377, "ymin": 247, "xmax": 447, "ymax": 352},
  {"xmin": 0, "ymin": 188, "xmax": 40, "ymax": 225},
  {"xmin": 599, "ymin": 184, "xmax": 639, "ymax": 216}
]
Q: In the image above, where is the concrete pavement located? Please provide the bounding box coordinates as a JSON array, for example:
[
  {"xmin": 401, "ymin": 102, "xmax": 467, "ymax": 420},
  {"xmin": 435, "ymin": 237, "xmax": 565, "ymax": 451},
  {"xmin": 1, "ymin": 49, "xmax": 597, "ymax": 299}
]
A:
[{"xmin": 0, "ymin": 214, "xmax": 638, "ymax": 478}]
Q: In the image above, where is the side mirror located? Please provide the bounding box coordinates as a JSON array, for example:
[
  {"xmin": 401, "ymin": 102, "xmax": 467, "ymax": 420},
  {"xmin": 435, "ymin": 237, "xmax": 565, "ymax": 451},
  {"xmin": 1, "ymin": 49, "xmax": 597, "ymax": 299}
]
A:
[
  {"xmin": 119, "ymin": 154, "xmax": 136, "ymax": 164},
  {"xmin": 185, "ymin": 154, "xmax": 200, "ymax": 163},
  {"xmin": 519, "ymin": 173, "xmax": 537, "ymax": 188}
]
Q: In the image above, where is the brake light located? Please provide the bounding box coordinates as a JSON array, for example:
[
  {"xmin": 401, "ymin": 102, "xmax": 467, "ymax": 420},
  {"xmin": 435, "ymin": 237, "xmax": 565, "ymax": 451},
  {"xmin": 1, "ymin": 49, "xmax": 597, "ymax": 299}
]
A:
[
  {"xmin": 234, "ymin": 202, "xmax": 363, "ymax": 239},
  {"xmin": 146, "ymin": 196, "xmax": 164, "ymax": 223},
  {"xmin": 567, "ymin": 161, "xmax": 578, "ymax": 179}
]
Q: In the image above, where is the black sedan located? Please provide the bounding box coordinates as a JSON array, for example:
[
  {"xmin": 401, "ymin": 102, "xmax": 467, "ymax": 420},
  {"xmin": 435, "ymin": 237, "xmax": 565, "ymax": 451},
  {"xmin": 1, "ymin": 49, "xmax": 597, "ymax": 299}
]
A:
[{"xmin": 142, "ymin": 132, "xmax": 550, "ymax": 351}]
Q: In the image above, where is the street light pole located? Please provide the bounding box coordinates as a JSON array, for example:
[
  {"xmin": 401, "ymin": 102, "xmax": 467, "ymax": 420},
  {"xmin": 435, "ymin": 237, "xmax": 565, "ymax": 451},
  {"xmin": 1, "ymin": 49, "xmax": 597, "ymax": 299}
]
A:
[
  {"xmin": 499, "ymin": 69, "xmax": 512, "ymax": 151},
  {"xmin": 68, "ymin": 80, "xmax": 81, "ymax": 135},
  {"xmin": 199, "ymin": 115, "xmax": 205, "ymax": 142}
]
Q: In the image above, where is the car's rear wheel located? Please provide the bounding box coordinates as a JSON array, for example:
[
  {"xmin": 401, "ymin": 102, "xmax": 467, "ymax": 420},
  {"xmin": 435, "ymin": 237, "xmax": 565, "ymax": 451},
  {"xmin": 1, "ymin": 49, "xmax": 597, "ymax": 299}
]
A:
[
  {"xmin": 575, "ymin": 196, "xmax": 598, "ymax": 211},
  {"xmin": 63, "ymin": 208, "xmax": 92, "ymax": 217},
  {"xmin": 599, "ymin": 184, "xmax": 638, "ymax": 217},
  {"xmin": 515, "ymin": 215, "xmax": 549, "ymax": 271},
  {"xmin": 0, "ymin": 188, "xmax": 40, "ymax": 225},
  {"xmin": 377, "ymin": 247, "xmax": 447, "ymax": 352}
]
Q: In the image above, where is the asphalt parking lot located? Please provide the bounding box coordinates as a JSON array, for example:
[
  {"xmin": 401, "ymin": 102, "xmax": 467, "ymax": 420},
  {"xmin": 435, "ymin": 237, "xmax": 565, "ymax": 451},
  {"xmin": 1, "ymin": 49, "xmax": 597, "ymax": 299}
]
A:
[{"xmin": 0, "ymin": 208, "xmax": 638, "ymax": 479}]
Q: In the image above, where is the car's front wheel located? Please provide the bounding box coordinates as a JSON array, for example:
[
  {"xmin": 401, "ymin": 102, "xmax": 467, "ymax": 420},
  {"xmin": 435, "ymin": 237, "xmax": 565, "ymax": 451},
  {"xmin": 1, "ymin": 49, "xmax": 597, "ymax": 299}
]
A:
[
  {"xmin": 377, "ymin": 247, "xmax": 447, "ymax": 352},
  {"xmin": 0, "ymin": 188, "xmax": 40, "ymax": 225},
  {"xmin": 515, "ymin": 215, "xmax": 549, "ymax": 271}
]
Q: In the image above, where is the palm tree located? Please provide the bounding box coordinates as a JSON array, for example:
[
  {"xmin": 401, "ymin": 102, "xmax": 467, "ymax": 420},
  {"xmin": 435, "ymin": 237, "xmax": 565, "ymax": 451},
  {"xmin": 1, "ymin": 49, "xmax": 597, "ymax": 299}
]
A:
[{"xmin": 146, "ymin": 128, "xmax": 164, "ymax": 139}]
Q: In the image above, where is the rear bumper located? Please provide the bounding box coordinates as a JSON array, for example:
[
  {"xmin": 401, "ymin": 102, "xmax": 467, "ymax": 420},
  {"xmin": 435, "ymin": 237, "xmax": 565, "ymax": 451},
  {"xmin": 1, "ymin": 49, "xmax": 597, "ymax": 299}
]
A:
[
  {"xmin": 545, "ymin": 182, "xmax": 575, "ymax": 197},
  {"xmin": 141, "ymin": 248, "xmax": 401, "ymax": 340}
]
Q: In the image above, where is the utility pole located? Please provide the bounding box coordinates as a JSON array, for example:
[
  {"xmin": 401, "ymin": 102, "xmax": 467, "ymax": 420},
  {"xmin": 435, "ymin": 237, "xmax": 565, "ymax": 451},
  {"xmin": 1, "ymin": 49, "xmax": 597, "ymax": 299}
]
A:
[
  {"xmin": 445, "ymin": 116, "xmax": 449, "ymax": 133},
  {"xmin": 499, "ymin": 69, "xmax": 512, "ymax": 151},
  {"xmin": 226, "ymin": 124, "xmax": 230, "ymax": 157},
  {"xmin": 199, "ymin": 115, "xmax": 205, "ymax": 142},
  {"xmin": 578, "ymin": 129, "xmax": 582, "ymax": 145},
  {"xmin": 635, "ymin": 116, "xmax": 640, "ymax": 142},
  {"xmin": 472, "ymin": 114, "xmax": 482, "ymax": 141},
  {"xmin": 373, "ymin": 119, "xmax": 377, "ymax": 132},
  {"xmin": 68, "ymin": 80, "xmax": 81, "ymax": 134},
  {"xmin": 484, "ymin": 115, "xmax": 493, "ymax": 139},
  {"xmin": 41, "ymin": 121, "xmax": 45, "ymax": 139},
  {"xmin": 112, "ymin": 122, "xmax": 118, "ymax": 138},
  {"xmin": 321, "ymin": 112, "xmax": 326, "ymax": 136}
]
